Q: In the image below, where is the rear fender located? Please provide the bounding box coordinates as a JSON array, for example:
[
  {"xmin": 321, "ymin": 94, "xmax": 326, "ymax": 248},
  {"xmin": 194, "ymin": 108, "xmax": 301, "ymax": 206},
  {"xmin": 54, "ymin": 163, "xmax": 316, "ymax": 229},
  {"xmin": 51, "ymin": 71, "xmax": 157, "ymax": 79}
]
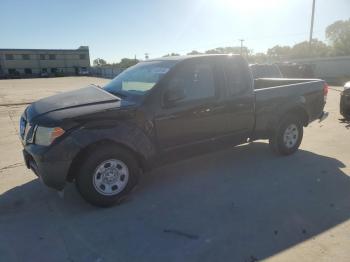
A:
[
  {"xmin": 268, "ymin": 100, "xmax": 309, "ymax": 133},
  {"xmin": 254, "ymin": 96, "xmax": 309, "ymax": 138}
]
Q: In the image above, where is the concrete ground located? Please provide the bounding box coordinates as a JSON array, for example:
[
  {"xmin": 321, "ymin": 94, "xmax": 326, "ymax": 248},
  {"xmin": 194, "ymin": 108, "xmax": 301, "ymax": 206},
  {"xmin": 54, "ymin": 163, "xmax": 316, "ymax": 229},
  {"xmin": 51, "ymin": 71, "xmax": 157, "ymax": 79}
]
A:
[{"xmin": 0, "ymin": 77, "xmax": 349, "ymax": 262}]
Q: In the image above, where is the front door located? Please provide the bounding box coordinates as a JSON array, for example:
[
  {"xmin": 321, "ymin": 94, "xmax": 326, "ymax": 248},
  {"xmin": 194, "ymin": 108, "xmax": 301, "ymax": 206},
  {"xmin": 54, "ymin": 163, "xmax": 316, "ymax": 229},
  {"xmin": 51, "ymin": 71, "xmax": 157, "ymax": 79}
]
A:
[{"xmin": 154, "ymin": 58, "xmax": 228, "ymax": 151}]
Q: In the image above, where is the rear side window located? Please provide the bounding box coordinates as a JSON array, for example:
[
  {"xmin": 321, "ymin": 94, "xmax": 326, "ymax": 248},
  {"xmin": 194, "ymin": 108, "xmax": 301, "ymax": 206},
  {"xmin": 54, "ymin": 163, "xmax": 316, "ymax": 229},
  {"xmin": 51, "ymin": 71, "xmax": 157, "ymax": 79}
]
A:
[
  {"xmin": 224, "ymin": 58, "xmax": 251, "ymax": 96},
  {"xmin": 167, "ymin": 61, "xmax": 215, "ymax": 103},
  {"xmin": 251, "ymin": 64, "xmax": 282, "ymax": 78}
]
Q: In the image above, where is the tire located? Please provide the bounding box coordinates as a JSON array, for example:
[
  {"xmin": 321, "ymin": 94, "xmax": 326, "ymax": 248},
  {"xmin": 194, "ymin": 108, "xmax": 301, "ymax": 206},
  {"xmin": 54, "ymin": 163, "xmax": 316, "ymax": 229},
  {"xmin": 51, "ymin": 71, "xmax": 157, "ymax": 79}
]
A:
[
  {"xmin": 342, "ymin": 112, "xmax": 350, "ymax": 121},
  {"xmin": 75, "ymin": 146, "xmax": 140, "ymax": 207},
  {"xmin": 269, "ymin": 115, "xmax": 303, "ymax": 156}
]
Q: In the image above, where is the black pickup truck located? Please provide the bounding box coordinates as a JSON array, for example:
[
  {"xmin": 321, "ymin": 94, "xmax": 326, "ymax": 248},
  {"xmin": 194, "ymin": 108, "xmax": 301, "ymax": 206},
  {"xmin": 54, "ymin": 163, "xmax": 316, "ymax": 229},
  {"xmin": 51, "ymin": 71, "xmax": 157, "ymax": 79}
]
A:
[{"xmin": 20, "ymin": 55, "xmax": 328, "ymax": 206}]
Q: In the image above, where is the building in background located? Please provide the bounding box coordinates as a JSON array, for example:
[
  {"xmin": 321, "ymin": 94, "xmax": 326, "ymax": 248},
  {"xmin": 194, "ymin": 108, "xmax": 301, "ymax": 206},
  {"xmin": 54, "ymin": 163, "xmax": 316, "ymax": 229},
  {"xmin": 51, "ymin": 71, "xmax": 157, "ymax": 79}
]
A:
[
  {"xmin": 0, "ymin": 46, "xmax": 90, "ymax": 78},
  {"xmin": 288, "ymin": 56, "xmax": 350, "ymax": 85}
]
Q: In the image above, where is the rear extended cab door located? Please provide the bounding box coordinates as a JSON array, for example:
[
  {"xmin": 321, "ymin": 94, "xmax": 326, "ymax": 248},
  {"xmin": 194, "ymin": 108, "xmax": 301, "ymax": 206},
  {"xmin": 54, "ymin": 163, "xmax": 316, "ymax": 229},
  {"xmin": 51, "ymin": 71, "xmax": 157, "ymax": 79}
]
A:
[{"xmin": 218, "ymin": 56, "xmax": 255, "ymax": 142}]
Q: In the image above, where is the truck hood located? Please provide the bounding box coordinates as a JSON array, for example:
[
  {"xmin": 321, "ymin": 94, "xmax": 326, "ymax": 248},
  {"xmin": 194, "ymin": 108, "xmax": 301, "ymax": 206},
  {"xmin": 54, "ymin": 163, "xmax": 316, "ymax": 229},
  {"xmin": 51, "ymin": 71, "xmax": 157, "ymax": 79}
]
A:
[{"xmin": 26, "ymin": 85, "xmax": 122, "ymax": 123}]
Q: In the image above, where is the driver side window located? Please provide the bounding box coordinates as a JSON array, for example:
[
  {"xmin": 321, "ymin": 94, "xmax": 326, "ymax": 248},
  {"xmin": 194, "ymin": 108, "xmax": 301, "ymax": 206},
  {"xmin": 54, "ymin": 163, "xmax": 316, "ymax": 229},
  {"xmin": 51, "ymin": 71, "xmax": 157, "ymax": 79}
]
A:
[{"xmin": 166, "ymin": 61, "xmax": 215, "ymax": 104}]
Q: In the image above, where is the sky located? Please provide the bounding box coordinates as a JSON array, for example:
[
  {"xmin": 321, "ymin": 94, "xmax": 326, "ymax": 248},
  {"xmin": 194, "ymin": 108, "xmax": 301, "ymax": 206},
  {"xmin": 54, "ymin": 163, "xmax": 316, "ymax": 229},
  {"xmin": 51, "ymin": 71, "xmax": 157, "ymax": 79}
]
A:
[{"xmin": 1, "ymin": 0, "xmax": 349, "ymax": 63}]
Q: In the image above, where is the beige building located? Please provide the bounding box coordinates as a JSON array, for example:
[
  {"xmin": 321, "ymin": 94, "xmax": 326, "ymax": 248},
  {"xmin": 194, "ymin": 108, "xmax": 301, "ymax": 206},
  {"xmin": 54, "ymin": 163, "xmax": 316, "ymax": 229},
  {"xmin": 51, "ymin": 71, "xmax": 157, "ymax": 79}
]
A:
[
  {"xmin": 290, "ymin": 56, "xmax": 350, "ymax": 84},
  {"xmin": 0, "ymin": 46, "xmax": 90, "ymax": 78}
]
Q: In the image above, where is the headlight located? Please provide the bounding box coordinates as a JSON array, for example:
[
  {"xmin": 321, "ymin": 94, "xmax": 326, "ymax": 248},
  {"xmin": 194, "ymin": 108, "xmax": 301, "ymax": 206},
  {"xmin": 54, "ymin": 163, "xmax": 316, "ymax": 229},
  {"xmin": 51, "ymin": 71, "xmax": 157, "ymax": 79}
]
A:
[
  {"xmin": 35, "ymin": 126, "xmax": 65, "ymax": 146},
  {"xmin": 345, "ymin": 82, "xmax": 350, "ymax": 90}
]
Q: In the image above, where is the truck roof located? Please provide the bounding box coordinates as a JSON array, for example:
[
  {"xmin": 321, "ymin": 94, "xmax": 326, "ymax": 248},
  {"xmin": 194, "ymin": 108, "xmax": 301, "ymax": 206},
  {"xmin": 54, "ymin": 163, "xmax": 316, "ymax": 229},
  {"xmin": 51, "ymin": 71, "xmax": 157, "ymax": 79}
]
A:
[{"xmin": 146, "ymin": 54, "xmax": 241, "ymax": 62}]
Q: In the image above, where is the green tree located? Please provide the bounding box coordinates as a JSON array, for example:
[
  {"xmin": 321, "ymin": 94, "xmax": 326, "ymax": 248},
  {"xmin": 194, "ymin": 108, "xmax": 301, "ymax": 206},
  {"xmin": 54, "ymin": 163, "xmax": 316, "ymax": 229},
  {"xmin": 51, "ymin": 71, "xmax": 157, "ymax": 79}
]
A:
[
  {"xmin": 93, "ymin": 58, "xmax": 107, "ymax": 66},
  {"xmin": 249, "ymin": 53, "xmax": 269, "ymax": 64},
  {"xmin": 267, "ymin": 40, "xmax": 331, "ymax": 60},
  {"xmin": 187, "ymin": 50, "xmax": 202, "ymax": 55},
  {"xmin": 205, "ymin": 46, "xmax": 251, "ymax": 56},
  {"xmin": 267, "ymin": 45, "xmax": 291, "ymax": 60},
  {"xmin": 290, "ymin": 39, "xmax": 331, "ymax": 58},
  {"xmin": 162, "ymin": 53, "xmax": 181, "ymax": 57},
  {"xmin": 326, "ymin": 19, "xmax": 350, "ymax": 56},
  {"xmin": 117, "ymin": 58, "xmax": 139, "ymax": 68}
]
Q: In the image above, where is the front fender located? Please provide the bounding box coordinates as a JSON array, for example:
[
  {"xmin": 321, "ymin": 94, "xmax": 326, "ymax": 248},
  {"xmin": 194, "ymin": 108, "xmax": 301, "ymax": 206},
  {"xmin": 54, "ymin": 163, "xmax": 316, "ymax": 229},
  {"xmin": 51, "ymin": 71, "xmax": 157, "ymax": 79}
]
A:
[{"xmin": 69, "ymin": 120, "xmax": 156, "ymax": 164}]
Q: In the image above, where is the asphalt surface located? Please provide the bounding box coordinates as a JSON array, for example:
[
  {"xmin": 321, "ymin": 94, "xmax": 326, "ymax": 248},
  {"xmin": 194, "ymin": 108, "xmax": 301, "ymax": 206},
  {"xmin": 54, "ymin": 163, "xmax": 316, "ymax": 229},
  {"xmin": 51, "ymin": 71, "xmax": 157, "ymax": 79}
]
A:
[{"xmin": 0, "ymin": 77, "xmax": 349, "ymax": 262}]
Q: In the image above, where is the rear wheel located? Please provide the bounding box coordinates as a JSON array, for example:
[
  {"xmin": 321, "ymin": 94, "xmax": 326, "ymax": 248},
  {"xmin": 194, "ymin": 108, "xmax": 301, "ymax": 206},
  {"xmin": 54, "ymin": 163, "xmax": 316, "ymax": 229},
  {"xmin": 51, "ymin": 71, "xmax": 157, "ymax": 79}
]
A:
[
  {"xmin": 76, "ymin": 146, "xmax": 140, "ymax": 207},
  {"xmin": 269, "ymin": 115, "xmax": 303, "ymax": 155}
]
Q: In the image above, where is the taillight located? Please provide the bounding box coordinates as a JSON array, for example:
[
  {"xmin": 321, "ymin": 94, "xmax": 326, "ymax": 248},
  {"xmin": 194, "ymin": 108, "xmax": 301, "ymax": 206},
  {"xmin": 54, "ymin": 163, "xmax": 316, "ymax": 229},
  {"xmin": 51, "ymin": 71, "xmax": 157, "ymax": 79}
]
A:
[
  {"xmin": 323, "ymin": 82, "xmax": 329, "ymax": 102},
  {"xmin": 324, "ymin": 82, "xmax": 329, "ymax": 96}
]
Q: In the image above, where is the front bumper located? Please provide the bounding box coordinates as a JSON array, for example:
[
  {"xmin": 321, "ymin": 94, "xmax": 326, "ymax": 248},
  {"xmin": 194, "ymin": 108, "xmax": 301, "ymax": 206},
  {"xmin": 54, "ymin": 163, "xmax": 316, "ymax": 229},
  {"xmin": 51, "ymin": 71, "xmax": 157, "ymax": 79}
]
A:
[
  {"xmin": 340, "ymin": 92, "xmax": 350, "ymax": 118},
  {"xmin": 22, "ymin": 136, "xmax": 81, "ymax": 191}
]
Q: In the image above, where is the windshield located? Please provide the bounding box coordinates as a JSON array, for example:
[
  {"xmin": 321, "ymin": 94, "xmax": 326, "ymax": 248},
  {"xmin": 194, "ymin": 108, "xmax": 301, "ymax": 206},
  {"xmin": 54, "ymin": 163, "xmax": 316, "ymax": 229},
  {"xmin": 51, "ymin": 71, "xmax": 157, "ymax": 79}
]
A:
[{"xmin": 104, "ymin": 60, "xmax": 177, "ymax": 96}]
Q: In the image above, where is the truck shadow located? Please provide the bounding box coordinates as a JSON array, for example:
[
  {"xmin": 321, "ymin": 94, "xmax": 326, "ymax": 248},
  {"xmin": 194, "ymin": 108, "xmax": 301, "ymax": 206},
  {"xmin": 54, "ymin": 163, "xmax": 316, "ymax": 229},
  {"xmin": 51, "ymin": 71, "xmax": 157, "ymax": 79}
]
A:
[
  {"xmin": 339, "ymin": 118, "xmax": 350, "ymax": 129},
  {"xmin": 0, "ymin": 142, "xmax": 349, "ymax": 262}
]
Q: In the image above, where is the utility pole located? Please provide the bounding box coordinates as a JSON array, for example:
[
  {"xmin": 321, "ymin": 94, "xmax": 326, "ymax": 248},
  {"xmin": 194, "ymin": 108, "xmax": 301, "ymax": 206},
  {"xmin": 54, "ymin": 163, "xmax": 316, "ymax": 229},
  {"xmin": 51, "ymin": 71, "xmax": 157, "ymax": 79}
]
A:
[
  {"xmin": 239, "ymin": 39, "xmax": 244, "ymax": 56},
  {"xmin": 309, "ymin": 0, "xmax": 316, "ymax": 51}
]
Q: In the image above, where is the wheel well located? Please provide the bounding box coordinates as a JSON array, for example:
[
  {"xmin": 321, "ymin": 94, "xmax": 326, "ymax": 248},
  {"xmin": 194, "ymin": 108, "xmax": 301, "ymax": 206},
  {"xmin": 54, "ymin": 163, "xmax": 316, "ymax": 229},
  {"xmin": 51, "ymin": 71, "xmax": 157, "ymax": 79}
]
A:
[
  {"xmin": 66, "ymin": 139, "xmax": 145, "ymax": 182},
  {"xmin": 284, "ymin": 107, "xmax": 309, "ymax": 127}
]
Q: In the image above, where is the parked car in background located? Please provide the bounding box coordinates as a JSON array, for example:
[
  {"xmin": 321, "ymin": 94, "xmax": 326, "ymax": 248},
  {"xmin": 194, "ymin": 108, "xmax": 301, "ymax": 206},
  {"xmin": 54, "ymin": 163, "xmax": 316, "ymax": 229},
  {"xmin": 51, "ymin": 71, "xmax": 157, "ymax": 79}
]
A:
[
  {"xmin": 277, "ymin": 63, "xmax": 315, "ymax": 79},
  {"xmin": 340, "ymin": 81, "xmax": 350, "ymax": 119},
  {"xmin": 79, "ymin": 68, "xmax": 90, "ymax": 76},
  {"xmin": 20, "ymin": 54, "xmax": 328, "ymax": 207},
  {"xmin": 5, "ymin": 69, "xmax": 21, "ymax": 79},
  {"xmin": 40, "ymin": 71, "xmax": 49, "ymax": 77},
  {"xmin": 249, "ymin": 64, "xmax": 283, "ymax": 79}
]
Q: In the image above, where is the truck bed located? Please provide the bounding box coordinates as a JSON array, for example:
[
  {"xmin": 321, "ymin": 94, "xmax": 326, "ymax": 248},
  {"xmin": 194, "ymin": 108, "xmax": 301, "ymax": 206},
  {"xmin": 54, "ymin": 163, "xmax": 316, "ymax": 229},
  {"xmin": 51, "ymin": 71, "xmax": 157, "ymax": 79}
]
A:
[
  {"xmin": 253, "ymin": 78, "xmax": 326, "ymax": 137},
  {"xmin": 254, "ymin": 78, "xmax": 322, "ymax": 90}
]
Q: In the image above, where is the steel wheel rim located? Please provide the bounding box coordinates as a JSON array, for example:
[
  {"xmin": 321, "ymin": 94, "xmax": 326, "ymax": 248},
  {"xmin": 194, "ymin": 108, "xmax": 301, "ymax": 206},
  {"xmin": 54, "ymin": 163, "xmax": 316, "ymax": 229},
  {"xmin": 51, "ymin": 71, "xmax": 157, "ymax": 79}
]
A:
[
  {"xmin": 92, "ymin": 159, "xmax": 129, "ymax": 196},
  {"xmin": 283, "ymin": 124, "xmax": 299, "ymax": 149}
]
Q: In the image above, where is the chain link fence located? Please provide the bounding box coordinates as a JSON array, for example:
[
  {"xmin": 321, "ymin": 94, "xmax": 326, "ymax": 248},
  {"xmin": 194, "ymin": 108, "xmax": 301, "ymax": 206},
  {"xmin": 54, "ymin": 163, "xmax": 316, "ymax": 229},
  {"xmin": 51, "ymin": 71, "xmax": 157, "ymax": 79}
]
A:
[{"xmin": 90, "ymin": 67, "xmax": 125, "ymax": 79}]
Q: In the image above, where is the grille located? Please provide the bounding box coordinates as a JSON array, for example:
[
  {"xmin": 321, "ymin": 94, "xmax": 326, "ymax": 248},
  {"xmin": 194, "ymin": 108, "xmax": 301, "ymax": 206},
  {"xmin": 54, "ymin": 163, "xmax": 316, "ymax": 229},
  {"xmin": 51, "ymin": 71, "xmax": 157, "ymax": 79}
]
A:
[
  {"xmin": 20, "ymin": 117, "xmax": 26, "ymax": 139},
  {"xmin": 20, "ymin": 116, "xmax": 35, "ymax": 144}
]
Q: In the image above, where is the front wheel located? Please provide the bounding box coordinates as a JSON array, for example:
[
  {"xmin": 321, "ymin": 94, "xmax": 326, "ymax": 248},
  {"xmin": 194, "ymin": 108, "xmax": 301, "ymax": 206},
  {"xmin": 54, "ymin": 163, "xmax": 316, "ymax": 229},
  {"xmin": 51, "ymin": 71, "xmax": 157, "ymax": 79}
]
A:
[
  {"xmin": 269, "ymin": 116, "xmax": 303, "ymax": 155},
  {"xmin": 76, "ymin": 146, "xmax": 140, "ymax": 207}
]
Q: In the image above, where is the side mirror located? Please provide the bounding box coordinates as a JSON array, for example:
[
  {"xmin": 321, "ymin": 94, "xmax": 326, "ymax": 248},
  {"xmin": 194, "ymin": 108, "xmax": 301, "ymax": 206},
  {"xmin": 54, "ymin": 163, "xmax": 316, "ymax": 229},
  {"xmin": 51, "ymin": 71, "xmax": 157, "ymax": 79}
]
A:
[{"xmin": 164, "ymin": 87, "xmax": 186, "ymax": 104}]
